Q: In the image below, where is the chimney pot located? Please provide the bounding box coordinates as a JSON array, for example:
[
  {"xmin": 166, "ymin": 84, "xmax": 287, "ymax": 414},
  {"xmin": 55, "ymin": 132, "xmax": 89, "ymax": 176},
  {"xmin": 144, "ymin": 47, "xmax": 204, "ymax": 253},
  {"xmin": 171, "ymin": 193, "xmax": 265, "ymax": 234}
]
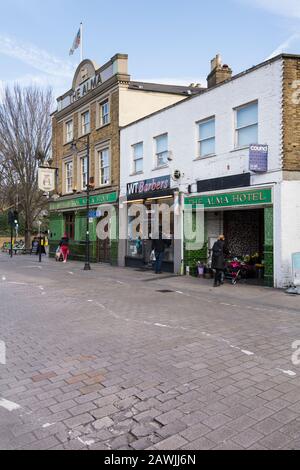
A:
[{"xmin": 207, "ymin": 54, "xmax": 232, "ymax": 88}]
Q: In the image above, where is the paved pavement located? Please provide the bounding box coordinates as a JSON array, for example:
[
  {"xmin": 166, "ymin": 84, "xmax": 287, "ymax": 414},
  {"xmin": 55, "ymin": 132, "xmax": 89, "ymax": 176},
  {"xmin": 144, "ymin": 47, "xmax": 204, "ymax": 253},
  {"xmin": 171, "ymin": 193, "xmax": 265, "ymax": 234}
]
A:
[{"xmin": 0, "ymin": 253, "xmax": 300, "ymax": 450}]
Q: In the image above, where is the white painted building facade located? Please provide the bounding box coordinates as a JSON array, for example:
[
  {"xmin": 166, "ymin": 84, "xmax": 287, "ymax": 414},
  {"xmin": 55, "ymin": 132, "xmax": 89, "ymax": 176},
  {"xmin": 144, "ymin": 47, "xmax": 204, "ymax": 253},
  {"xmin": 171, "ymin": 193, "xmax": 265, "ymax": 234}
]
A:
[{"xmin": 119, "ymin": 55, "xmax": 300, "ymax": 288}]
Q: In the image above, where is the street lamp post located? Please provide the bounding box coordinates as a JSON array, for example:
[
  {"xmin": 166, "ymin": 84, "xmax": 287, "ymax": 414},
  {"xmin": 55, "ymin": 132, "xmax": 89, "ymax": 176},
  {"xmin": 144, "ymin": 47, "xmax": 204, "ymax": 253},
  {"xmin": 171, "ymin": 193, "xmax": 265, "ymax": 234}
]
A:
[
  {"xmin": 38, "ymin": 221, "xmax": 42, "ymax": 263},
  {"xmin": 71, "ymin": 134, "xmax": 91, "ymax": 271}
]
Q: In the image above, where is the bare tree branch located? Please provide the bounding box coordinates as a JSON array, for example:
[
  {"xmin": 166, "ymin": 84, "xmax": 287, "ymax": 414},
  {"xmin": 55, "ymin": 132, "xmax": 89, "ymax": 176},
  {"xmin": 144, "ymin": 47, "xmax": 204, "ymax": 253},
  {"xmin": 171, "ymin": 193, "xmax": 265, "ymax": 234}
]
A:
[{"xmin": 0, "ymin": 85, "xmax": 53, "ymax": 247}]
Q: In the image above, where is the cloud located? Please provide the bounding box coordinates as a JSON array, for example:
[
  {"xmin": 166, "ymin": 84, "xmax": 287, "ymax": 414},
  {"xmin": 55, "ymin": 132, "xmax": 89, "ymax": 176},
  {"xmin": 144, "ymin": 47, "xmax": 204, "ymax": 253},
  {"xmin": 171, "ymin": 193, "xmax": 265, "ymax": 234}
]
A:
[
  {"xmin": 0, "ymin": 34, "xmax": 74, "ymax": 79},
  {"xmin": 0, "ymin": 34, "xmax": 76, "ymax": 101},
  {"xmin": 266, "ymin": 33, "xmax": 300, "ymax": 59},
  {"xmin": 237, "ymin": 0, "xmax": 300, "ymax": 18}
]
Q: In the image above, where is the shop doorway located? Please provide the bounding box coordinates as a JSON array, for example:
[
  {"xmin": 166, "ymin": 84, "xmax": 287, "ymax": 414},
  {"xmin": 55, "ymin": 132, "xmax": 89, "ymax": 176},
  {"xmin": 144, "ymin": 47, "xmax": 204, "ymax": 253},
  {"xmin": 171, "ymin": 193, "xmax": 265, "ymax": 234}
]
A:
[
  {"xmin": 223, "ymin": 208, "xmax": 265, "ymax": 284},
  {"xmin": 96, "ymin": 212, "xmax": 111, "ymax": 263}
]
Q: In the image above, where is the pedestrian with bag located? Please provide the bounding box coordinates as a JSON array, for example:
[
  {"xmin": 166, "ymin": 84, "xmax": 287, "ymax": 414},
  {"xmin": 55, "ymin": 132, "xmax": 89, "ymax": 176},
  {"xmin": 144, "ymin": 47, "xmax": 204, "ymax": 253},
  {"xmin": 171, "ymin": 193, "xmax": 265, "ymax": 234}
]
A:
[
  {"xmin": 59, "ymin": 233, "xmax": 70, "ymax": 263},
  {"xmin": 212, "ymin": 235, "xmax": 226, "ymax": 287}
]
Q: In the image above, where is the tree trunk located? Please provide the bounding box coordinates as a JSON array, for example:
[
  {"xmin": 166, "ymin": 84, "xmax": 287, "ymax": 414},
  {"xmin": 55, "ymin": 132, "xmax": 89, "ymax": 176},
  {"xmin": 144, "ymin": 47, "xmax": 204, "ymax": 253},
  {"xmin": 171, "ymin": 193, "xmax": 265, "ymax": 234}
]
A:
[{"xmin": 25, "ymin": 218, "xmax": 32, "ymax": 250}]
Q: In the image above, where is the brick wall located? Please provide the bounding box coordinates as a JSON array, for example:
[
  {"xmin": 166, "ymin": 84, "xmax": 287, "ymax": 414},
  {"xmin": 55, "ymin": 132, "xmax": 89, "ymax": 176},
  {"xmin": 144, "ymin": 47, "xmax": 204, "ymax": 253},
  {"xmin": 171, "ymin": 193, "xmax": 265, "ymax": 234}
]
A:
[
  {"xmin": 282, "ymin": 57, "xmax": 300, "ymax": 172},
  {"xmin": 52, "ymin": 89, "xmax": 120, "ymax": 196}
]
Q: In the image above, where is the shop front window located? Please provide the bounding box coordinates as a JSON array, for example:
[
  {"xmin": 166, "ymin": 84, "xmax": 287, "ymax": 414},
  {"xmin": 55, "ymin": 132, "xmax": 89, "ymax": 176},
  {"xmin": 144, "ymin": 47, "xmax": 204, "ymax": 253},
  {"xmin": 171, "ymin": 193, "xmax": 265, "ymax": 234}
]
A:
[{"xmin": 126, "ymin": 199, "xmax": 174, "ymax": 263}]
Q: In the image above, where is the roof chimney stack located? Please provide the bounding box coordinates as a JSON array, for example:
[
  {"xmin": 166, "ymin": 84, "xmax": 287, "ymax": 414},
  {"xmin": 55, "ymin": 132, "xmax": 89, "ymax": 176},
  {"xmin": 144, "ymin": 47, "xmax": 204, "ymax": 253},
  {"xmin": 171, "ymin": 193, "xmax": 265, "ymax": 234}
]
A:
[{"xmin": 207, "ymin": 54, "xmax": 232, "ymax": 88}]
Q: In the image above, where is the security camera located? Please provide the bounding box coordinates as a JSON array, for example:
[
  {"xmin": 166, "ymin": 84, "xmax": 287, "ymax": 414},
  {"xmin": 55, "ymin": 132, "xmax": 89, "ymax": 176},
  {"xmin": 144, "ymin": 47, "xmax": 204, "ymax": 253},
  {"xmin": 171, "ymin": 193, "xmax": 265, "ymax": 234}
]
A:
[{"xmin": 167, "ymin": 151, "xmax": 173, "ymax": 162}]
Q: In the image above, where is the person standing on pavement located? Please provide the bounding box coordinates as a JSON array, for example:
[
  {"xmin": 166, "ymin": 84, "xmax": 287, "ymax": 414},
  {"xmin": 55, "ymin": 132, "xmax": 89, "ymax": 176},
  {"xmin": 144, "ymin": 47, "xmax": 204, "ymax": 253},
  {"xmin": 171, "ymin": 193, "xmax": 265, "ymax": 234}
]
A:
[
  {"xmin": 59, "ymin": 233, "xmax": 70, "ymax": 263},
  {"xmin": 152, "ymin": 230, "xmax": 170, "ymax": 274},
  {"xmin": 212, "ymin": 235, "xmax": 226, "ymax": 287}
]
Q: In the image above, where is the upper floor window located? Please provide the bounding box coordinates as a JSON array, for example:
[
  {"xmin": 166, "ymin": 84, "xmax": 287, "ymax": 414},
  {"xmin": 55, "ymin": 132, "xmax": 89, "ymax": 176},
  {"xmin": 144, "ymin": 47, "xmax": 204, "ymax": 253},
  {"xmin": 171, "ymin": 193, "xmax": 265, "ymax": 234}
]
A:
[
  {"xmin": 81, "ymin": 156, "xmax": 88, "ymax": 190},
  {"xmin": 235, "ymin": 102, "xmax": 258, "ymax": 148},
  {"xmin": 65, "ymin": 161, "xmax": 73, "ymax": 193},
  {"xmin": 198, "ymin": 117, "xmax": 215, "ymax": 157},
  {"xmin": 66, "ymin": 120, "xmax": 73, "ymax": 143},
  {"xmin": 99, "ymin": 148, "xmax": 110, "ymax": 185},
  {"xmin": 133, "ymin": 142, "xmax": 143, "ymax": 174},
  {"xmin": 155, "ymin": 134, "xmax": 168, "ymax": 168},
  {"xmin": 100, "ymin": 99, "xmax": 110, "ymax": 126},
  {"xmin": 81, "ymin": 110, "xmax": 90, "ymax": 135}
]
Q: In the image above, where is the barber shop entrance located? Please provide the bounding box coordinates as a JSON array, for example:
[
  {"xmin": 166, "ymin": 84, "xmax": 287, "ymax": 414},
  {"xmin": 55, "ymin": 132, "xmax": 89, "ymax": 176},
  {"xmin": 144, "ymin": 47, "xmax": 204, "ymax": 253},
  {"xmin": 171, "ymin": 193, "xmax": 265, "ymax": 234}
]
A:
[{"xmin": 185, "ymin": 187, "xmax": 274, "ymax": 286}]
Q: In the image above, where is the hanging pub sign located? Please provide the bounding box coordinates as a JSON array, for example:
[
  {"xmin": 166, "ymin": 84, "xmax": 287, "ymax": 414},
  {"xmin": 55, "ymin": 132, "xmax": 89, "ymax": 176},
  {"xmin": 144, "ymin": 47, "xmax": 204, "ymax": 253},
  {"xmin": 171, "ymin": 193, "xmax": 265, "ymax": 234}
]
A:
[
  {"xmin": 38, "ymin": 167, "xmax": 56, "ymax": 192},
  {"xmin": 249, "ymin": 144, "xmax": 268, "ymax": 172}
]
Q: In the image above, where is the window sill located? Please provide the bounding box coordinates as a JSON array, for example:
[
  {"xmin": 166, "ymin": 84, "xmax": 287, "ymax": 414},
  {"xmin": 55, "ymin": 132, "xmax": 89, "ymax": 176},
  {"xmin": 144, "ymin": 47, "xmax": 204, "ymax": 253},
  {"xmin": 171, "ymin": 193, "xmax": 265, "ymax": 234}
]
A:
[
  {"xmin": 96, "ymin": 122, "xmax": 111, "ymax": 131},
  {"xmin": 130, "ymin": 171, "xmax": 143, "ymax": 177},
  {"xmin": 79, "ymin": 131, "xmax": 91, "ymax": 138},
  {"xmin": 97, "ymin": 183, "xmax": 111, "ymax": 189},
  {"xmin": 230, "ymin": 146, "xmax": 250, "ymax": 153},
  {"xmin": 194, "ymin": 154, "xmax": 216, "ymax": 161},
  {"xmin": 152, "ymin": 165, "xmax": 169, "ymax": 172}
]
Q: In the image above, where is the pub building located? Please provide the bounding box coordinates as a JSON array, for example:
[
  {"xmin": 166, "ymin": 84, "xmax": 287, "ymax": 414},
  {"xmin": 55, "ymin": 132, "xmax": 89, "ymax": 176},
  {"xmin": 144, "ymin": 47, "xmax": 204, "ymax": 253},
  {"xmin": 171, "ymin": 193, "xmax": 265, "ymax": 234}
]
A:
[
  {"xmin": 120, "ymin": 54, "xmax": 300, "ymax": 288},
  {"xmin": 49, "ymin": 53, "xmax": 202, "ymax": 263}
]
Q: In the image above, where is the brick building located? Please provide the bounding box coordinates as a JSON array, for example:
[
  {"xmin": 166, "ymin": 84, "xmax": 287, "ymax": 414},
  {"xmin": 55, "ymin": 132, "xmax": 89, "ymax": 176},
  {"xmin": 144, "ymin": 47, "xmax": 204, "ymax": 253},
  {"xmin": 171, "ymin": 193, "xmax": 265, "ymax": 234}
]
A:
[{"xmin": 49, "ymin": 54, "xmax": 202, "ymax": 263}]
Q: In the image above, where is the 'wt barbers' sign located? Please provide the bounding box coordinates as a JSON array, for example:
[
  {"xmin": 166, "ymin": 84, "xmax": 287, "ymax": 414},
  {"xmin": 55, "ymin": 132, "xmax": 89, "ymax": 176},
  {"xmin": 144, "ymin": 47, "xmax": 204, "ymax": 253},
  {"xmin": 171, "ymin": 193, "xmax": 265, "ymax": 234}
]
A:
[{"xmin": 127, "ymin": 176, "xmax": 171, "ymax": 197}]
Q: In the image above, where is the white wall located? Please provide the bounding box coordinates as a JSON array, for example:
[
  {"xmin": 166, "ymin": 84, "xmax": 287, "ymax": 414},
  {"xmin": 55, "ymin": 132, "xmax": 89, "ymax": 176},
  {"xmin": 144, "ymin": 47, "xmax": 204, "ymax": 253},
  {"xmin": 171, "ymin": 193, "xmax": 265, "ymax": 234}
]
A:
[
  {"xmin": 276, "ymin": 181, "xmax": 300, "ymax": 287},
  {"xmin": 119, "ymin": 87, "xmax": 186, "ymax": 128},
  {"xmin": 120, "ymin": 59, "xmax": 283, "ymax": 196}
]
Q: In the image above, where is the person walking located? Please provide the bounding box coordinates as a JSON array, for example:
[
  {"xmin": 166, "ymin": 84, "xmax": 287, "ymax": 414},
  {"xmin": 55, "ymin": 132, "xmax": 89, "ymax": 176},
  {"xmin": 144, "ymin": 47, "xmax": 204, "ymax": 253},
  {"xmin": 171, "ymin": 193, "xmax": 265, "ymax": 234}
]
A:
[
  {"xmin": 152, "ymin": 230, "xmax": 170, "ymax": 274},
  {"xmin": 212, "ymin": 235, "xmax": 226, "ymax": 287},
  {"xmin": 59, "ymin": 233, "xmax": 70, "ymax": 263}
]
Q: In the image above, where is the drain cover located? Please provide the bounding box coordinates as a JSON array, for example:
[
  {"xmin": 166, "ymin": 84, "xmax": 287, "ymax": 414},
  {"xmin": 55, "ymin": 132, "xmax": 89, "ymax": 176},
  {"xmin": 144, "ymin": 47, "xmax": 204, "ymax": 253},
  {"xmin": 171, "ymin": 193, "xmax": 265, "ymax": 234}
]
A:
[{"xmin": 156, "ymin": 290, "xmax": 174, "ymax": 293}]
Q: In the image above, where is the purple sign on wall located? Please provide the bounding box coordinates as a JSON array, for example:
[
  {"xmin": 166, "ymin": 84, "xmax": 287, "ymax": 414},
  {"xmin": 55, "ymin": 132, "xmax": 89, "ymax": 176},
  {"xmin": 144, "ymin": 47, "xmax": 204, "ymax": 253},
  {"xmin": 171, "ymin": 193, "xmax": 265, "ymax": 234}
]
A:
[{"xmin": 249, "ymin": 144, "xmax": 268, "ymax": 172}]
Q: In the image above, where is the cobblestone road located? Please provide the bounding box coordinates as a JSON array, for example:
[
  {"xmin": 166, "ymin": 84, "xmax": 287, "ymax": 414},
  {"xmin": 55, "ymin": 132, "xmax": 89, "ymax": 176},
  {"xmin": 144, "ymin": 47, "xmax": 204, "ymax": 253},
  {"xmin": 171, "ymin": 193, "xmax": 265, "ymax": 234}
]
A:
[{"xmin": 0, "ymin": 254, "xmax": 300, "ymax": 450}]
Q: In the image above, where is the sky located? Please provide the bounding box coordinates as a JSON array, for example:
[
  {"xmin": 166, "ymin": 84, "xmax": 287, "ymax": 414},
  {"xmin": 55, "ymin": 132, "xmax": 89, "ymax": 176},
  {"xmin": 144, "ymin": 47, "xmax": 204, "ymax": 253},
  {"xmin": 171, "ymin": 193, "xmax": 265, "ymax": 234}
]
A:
[{"xmin": 1, "ymin": 0, "xmax": 300, "ymax": 99}]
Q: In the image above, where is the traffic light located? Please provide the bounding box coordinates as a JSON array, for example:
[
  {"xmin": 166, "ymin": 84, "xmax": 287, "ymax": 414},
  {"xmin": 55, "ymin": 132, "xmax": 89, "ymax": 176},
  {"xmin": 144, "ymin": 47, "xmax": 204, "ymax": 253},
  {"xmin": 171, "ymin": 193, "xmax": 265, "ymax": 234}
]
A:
[
  {"xmin": 13, "ymin": 210, "xmax": 18, "ymax": 226},
  {"xmin": 8, "ymin": 210, "xmax": 19, "ymax": 227}
]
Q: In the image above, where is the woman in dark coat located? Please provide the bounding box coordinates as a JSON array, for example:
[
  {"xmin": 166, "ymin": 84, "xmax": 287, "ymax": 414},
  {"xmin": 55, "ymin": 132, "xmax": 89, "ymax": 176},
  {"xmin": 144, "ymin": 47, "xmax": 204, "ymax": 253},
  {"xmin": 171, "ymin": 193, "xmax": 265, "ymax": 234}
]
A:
[{"xmin": 212, "ymin": 235, "xmax": 226, "ymax": 287}]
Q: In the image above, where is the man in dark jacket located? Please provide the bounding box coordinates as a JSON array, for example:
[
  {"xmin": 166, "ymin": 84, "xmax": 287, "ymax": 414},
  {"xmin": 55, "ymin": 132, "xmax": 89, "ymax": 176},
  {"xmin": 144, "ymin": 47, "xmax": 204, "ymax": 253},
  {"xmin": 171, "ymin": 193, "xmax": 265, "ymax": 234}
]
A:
[
  {"xmin": 152, "ymin": 230, "xmax": 170, "ymax": 274},
  {"xmin": 212, "ymin": 235, "xmax": 226, "ymax": 287}
]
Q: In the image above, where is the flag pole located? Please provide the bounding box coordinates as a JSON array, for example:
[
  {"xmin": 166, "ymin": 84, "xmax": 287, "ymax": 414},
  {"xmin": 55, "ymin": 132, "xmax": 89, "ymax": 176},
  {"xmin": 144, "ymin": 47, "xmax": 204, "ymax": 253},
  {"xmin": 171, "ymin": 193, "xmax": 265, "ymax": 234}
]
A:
[{"xmin": 80, "ymin": 22, "xmax": 83, "ymax": 62}]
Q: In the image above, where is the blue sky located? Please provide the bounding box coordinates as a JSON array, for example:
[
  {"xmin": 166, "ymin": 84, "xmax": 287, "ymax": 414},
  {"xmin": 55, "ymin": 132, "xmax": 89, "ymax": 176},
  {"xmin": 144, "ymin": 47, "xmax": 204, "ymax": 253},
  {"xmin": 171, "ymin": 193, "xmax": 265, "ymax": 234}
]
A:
[{"xmin": 1, "ymin": 0, "xmax": 300, "ymax": 98}]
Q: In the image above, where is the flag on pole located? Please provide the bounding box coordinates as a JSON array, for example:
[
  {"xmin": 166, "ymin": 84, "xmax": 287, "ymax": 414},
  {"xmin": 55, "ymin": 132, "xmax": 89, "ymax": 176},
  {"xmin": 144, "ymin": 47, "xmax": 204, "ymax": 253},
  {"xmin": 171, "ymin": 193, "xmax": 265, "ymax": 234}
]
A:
[{"xmin": 69, "ymin": 27, "xmax": 81, "ymax": 56}]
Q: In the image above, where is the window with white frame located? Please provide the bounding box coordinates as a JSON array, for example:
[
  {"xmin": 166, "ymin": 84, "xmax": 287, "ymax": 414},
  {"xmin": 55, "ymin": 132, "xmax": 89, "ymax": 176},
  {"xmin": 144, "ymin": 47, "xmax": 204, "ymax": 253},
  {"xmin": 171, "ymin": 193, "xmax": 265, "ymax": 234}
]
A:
[
  {"xmin": 81, "ymin": 110, "xmax": 90, "ymax": 135},
  {"xmin": 99, "ymin": 148, "xmax": 110, "ymax": 185},
  {"xmin": 235, "ymin": 102, "xmax": 258, "ymax": 148},
  {"xmin": 198, "ymin": 117, "xmax": 215, "ymax": 157},
  {"xmin": 155, "ymin": 134, "xmax": 168, "ymax": 167},
  {"xmin": 133, "ymin": 142, "xmax": 143, "ymax": 173},
  {"xmin": 100, "ymin": 99, "xmax": 110, "ymax": 126},
  {"xmin": 81, "ymin": 156, "xmax": 88, "ymax": 190},
  {"xmin": 65, "ymin": 120, "xmax": 73, "ymax": 143},
  {"xmin": 65, "ymin": 161, "xmax": 73, "ymax": 193}
]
